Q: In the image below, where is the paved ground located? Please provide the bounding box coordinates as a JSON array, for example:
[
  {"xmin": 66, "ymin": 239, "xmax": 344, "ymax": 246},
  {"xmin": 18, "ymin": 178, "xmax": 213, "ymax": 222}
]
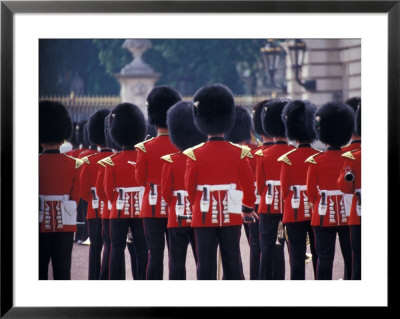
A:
[{"xmin": 53, "ymin": 227, "xmax": 345, "ymax": 280}]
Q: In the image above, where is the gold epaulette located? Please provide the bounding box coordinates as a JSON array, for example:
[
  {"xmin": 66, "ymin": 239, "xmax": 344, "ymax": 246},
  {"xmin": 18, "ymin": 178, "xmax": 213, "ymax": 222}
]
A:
[
  {"xmin": 342, "ymin": 149, "xmax": 360, "ymax": 160},
  {"xmin": 277, "ymin": 149, "xmax": 297, "ymax": 166},
  {"xmin": 305, "ymin": 151, "xmax": 322, "ymax": 164},
  {"xmin": 255, "ymin": 149, "xmax": 264, "ymax": 157},
  {"xmin": 161, "ymin": 154, "xmax": 173, "ymax": 163},
  {"xmin": 102, "ymin": 155, "xmax": 115, "ymax": 166},
  {"xmin": 257, "ymin": 139, "xmax": 263, "ymax": 147},
  {"xmin": 229, "ymin": 142, "xmax": 253, "ymax": 159},
  {"xmin": 135, "ymin": 137, "xmax": 154, "ymax": 153},
  {"xmin": 182, "ymin": 142, "xmax": 205, "ymax": 161},
  {"xmin": 97, "ymin": 159, "xmax": 106, "ymax": 167},
  {"xmin": 80, "ymin": 153, "xmax": 97, "ymax": 165},
  {"xmin": 64, "ymin": 154, "xmax": 85, "ymax": 169}
]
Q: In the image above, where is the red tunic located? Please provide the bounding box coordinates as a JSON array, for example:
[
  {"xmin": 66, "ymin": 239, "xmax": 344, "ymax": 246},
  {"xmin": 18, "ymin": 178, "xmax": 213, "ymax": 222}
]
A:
[
  {"xmin": 104, "ymin": 150, "xmax": 142, "ymax": 220},
  {"xmin": 65, "ymin": 148, "xmax": 82, "ymax": 158},
  {"xmin": 337, "ymin": 149, "xmax": 361, "ymax": 226},
  {"xmin": 341, "ymin": 140, "xmax": 361, "ymax": 153},
  {"xmin": 306, "ymin": 149, "xmax": 350, "ymax": 227},
  {"xmin": 135, "ymin": 134, "xmax": 179, "ymax": 218},
  {"xmin": 161, "ymin": 152, "xmax": 192, "ymax": 228},
  {"xmin": 78, "ymin": 148, "xmax": 96, "ymax": 159},
  {"xmin": 39, "ymin": 150, "xmax": 83, "ymax": 232},
  {"xmin": 279, "ymin": 145, "xmax": 319, "ymax": 223},
  {"xmin": 184, "ymin": 140, "xmax": 256, "ymax": 228},
  {"xmin": 79, "ymin": 150, "xmax": 114, "ymax": 220},
  {"xmin": 256, "ymin": 142, "xmax": 295, "ymax": 214}
]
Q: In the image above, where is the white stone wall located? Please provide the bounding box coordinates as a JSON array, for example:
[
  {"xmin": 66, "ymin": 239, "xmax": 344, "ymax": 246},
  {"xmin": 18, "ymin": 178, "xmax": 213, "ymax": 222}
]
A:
[{"xmin": 286, "ymin": 39, "xmax": 361, "ymax": 106}]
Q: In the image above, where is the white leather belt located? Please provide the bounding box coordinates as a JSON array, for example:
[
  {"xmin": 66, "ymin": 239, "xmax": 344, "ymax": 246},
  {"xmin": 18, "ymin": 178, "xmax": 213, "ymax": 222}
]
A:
[
  {"xmin": 40, "ymin": 195, "xmax": 70, "ymax": 201},
  {"xmin": 355, "ymin": 188, "xmax": 361, "ymax": 192},
  {"xmin": 290, "ymin": 185, "xmax": 307, "ymax": 191},
  {"xmin": 265, "ymin": 180, "xmax": 281, "ymax": 186},
  {"xmin": 196, "ymin": 184, "xmax": 236, "ymax": 192},
  {"xmin": 115, "ymin": 187, "xmax": 142, "ymax": 192},
  {"xmin": 319, "ymin": 190, "xmax": 342, "ymax": 196},
  {"xmin": 173, "ymin": 190, "xmax": 188, "ymax": 196}
]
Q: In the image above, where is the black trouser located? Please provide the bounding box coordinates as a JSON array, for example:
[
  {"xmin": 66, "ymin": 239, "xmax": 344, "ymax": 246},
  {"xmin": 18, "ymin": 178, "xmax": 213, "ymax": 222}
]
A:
[
  {"xmin": 39, "ymin": 232, "xmax": 74, "ymax": 280},
  {"xmin": 168, "ymin": 227, "xmax": 197, "ymax": 280},
  {"xmin": 110, "ymin": 218, "xmax": 147, "ymax": 280},
  {"xmin": 100, "ymin": 219, "xmax": 111, "ymax": 280},
  {"xmin": 75, "ymin": 199, "xmax": 88, "ymax": 242},
  {"xmin": 272, "ymin": 235, "xmax": 286, "ymax": 280},
  {"xmin": 259, "ymin": 213, "xmax": 284, "ymax": 280},
  {"xmin": 194, "ymin": 226, "xmax": 244, "ymax": 280},
  {"xmin": 127, "ymin": 240, "xmax": 137, "ymax": 279},
  {"xmin": 307, "ymin": 223, "xmax": 318, "ymax": 279},
  {"xmin": 243, "ymin": 214, "xmax": 261, "ymax": 280},
  {"xmin": 142, "ymin": 218, "xmax": 168, "ymax": 280},
  {"xmin": 350, "ymin": 224, "xmax": 361, "ymax": 280},
  {"xmin": 88, "ymin": 218, "xmax": 103, "ymax": 280},
  {"xmin": 286, "ymin": 221, "xmax": 313, "ymax": 280},
  {"xmin": 313, "ymin": 225, "xmax": 351, "ymax": 280},
  {"xmin": 338, "ymin": 225, "xmax": 353, "ymax": 280}
]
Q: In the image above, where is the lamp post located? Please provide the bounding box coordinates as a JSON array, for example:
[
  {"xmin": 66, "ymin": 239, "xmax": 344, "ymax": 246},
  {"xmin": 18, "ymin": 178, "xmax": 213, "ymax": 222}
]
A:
[
  {"xmin": 287, "ymin": 39, "xmax": 316, "ymax": 92},
  {"xmin": 260, "ymin": 39, "xmax": 287, "ymax": 93}
]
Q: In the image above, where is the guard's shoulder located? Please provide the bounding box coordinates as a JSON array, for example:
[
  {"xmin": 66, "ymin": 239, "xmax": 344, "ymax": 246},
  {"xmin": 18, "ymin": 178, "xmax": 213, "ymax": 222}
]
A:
[
  {"xmin": 183, "ymin": 142, "xmax": 205, "ymax": 161},
  {"xmin": 255, "ymin": 149, "xmax": 264, "ymax": 157},
  {"xmin": 135, "ymin": 137, "xmax": 155, "ymax": 153},
  {"xmin": 229, "ymin": 142, "xmax": 253, "ymax": 159},
  {"xmin": 342, "ymin": 148, "xmax": 361, "ymax": 160},
  {"xmin": 161, "ymin": 154, "xmax": 174, "ymax": 163},
  {"xmin": 80, "ymin": 153, "xmax": 98, "ymax": 165},
  {"xmin": 305, "ymin": 151, "xmax": 323, "ymax": 164},
  {"xmin": 101, "ymin": 153, "xmax": 118, "ymax": 167},
  {"xmin": 63, "ymin": 154, "xmax": 85, "ymax": 169},
  {"xmin": 277, "ymin": 149, "xmax": 297, "ymax": 166}
]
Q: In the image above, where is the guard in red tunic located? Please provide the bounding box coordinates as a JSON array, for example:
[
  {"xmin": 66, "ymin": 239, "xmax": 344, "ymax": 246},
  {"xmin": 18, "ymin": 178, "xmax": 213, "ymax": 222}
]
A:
[
  {"xmin": 337, "ymin": 105, "xmax": 361, "ymax": 280},
  {"xmin": 342, "ymin": 97, "xmax": 361, "ymax": 153},
  {"xmin": 306, "ymin": 101, "xmax": 355, "ymax": 280},
  {"xmin": 256, "ymin": 98, "xmax": 294, "ymax": 280},
  {"xmin": 39, "ymin": 100, "xmax": 83, "ymax": 280},
  {"xmin": 279, "ymin": 100, "xmax": 318, "ymax": 280},
  {"xmin": 225, "ymin": 104, "xmax": 260, "ymax": 280},
  {"xmin": 79, "ymin": 109, "xmax": 113, "ymax": 280},
  {"xmin": 104, "ymin": 103, "xmax": 148, "ymax": 280},
  {"xmin": 161, "ymin": 101, "xmax": 206, "ymax": 279},
  {"xmin": 185, "ymin": 84, "xmax": 256, "ymax": 280},
  {"xmin": 135, "ymin": 86, "xmax": 181, "ymax": 280}
]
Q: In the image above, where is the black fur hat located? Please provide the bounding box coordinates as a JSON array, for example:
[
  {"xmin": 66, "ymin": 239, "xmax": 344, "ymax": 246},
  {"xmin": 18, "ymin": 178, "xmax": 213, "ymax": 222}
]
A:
[
  {"xmin": 252, "ymin": 100, "xmax": 270, "ymax": 137},
  {"xmin": 88, "ymin": 109, "xmax": 110, "ymax": 147},
  {"xmin": 282, "ymin": 100, "xmax": 317, "ymax": 143},
  {"xmin": 146, "ymin": 122, "xmax": 157, "ymax": 139},
  {"xmin": 82, "ymin": 122, "xmax": 94, "ymax": 149},
  {"xmin": 345, "ymin": 96, "xmax": 361, "ymax": 135},
  {"xmin": 75, "ymin": 120, "xmax": 87, "ymax": 146},
  {"xmin": 225, "ymin": 105, "xmax": 253, "ymax": 143},
  {"xmin": 104, "ymin": 113, "xmax": 121, "ymax": 151},
  {"xmin": 193, "ymin": 83, "xmax": 235, "ymax": 135},
  {"xmin": 39, "ymin": 100, "xmax": 72, "ymax": 144},
  {"xmin": 261, "ymin": 99, "xmax": 291, "ymax": 138},
  {"xmin": 69, "ymin": 122, "xmax": 78, "ymax": 146},
  {"xmin": 355, "ymin": 105, "xmax": 361, "ymax": 137},
  {"xmin": 167, "ymin": 101, "xmax": 207, "ymax": 151},
  {"xmin": 314, "ymin": 101, "xmax": 355, "ymax": 148},
  {"xmin": 109, "ymin": 103, "xmax": 146, "ymax": 148},
  {"xmin": 147, "ymin": 85, "xmax": 182, "ymax": 128}
]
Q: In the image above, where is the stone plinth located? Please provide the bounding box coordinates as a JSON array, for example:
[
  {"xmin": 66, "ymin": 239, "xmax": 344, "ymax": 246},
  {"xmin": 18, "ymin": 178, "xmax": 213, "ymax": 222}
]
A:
[{"xmin": 115, "ymin": 40, "xmax": 161, "ymax": 118}]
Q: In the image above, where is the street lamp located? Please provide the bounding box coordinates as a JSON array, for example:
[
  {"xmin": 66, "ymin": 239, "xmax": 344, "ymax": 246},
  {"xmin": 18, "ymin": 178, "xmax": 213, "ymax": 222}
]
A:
[
  {"xmin": 260, "ymin": 39, "xmax": 287, "ymax": 93},
  {"xmin": 287, "ymin": 39, "xmax": 316, "ymax": 92}
]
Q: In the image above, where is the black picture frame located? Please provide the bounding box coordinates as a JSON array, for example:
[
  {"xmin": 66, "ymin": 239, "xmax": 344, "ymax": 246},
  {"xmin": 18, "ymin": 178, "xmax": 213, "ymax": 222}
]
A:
[{"xmin": 1, "ymin": 0, "xmax": 396, "ymax": 317}]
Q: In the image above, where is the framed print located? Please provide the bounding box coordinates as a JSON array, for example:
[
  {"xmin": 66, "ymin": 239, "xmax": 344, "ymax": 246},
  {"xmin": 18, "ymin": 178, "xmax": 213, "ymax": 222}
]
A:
[{"xmin": 1, "ymin": 0, "xmax": 396, "ymax": 317}]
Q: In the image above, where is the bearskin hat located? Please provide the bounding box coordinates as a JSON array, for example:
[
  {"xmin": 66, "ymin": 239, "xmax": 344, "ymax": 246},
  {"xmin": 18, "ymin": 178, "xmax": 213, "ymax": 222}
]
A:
[
  {"xmin": 146, "ymin": 85, "xmax": 182, "ymax": 128},
  {"xmin": 193, "ymin": 83, "xmax": 235, "ymax": 135},
  {"xmin": 104, "ymin": 113, "xmax": 121, "ymax": 151},
  {"xmin": 252, "ymin": 100, "xmax": 270, "ymax": 137},
  {"xmin": 75, "ymin": 120, "xmax": 87, "ymax": 146},
  {"xmin": 68, "ymin": 122, "xmax": 78, "ymax": 146},
  {"xmin": 109, "ymin": 103, "xmax": 146, "ymax": 148},
  {"xmin": 355, "ymin": 105, "xmax": 361, "ymax": 137},
  {"xmin": 88, "ymin": 109, "xmax": 110, "ymax": 147},
  {"xmin": 82, "ymin": 122, "xmax": 93, "ymax": 149},
  {"xmin": 167, "ymin": 101, "xmax": 207, "ymax": 151},
  {"xmin": 225, "ymin": 105, "xmax": 253, "ymax": 143},
  {"xmin": 39, "ymin": 100, "xmax": 72, "ymax": 144},
  {"xmin": 282, "ymin": 100, "xmax": 317, "ymax": 143},
  {"xmin": 314, "ymin": 101, "xmax": 355, "ymax": 148},
  {"xmin": 261, "ymin": 98, "xmax": 290, "ymax": 138},
  {"xmin": 146, "ymin": 122, "xmax": 157, "ymax": 139},
  {"xmin": 345, "ymin": 96, "xmax": 361, "ymax": 135}
]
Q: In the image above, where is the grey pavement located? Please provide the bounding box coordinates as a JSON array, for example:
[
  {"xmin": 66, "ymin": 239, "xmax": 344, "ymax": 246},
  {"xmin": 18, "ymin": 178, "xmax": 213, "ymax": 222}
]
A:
[{"xmin": 60, "ymin": 227, "xmax": 345, "ymax": 280}]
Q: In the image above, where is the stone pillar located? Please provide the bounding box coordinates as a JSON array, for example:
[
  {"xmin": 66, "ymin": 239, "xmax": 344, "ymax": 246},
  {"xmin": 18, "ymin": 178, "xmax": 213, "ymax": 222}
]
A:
[
  {"xmin": 115, "ymin": 40, "xmax": 161, "ymax": 118},
  {"xmin": 285, "ymin": 39, "xmax": 361, "ymax": 106}
]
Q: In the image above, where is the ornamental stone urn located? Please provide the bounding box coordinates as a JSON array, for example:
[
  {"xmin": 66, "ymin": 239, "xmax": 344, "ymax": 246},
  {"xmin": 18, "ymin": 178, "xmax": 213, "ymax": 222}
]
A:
[{"xmin": 115, "ymin": 39, "xmax": 161, "ymax": 118}]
